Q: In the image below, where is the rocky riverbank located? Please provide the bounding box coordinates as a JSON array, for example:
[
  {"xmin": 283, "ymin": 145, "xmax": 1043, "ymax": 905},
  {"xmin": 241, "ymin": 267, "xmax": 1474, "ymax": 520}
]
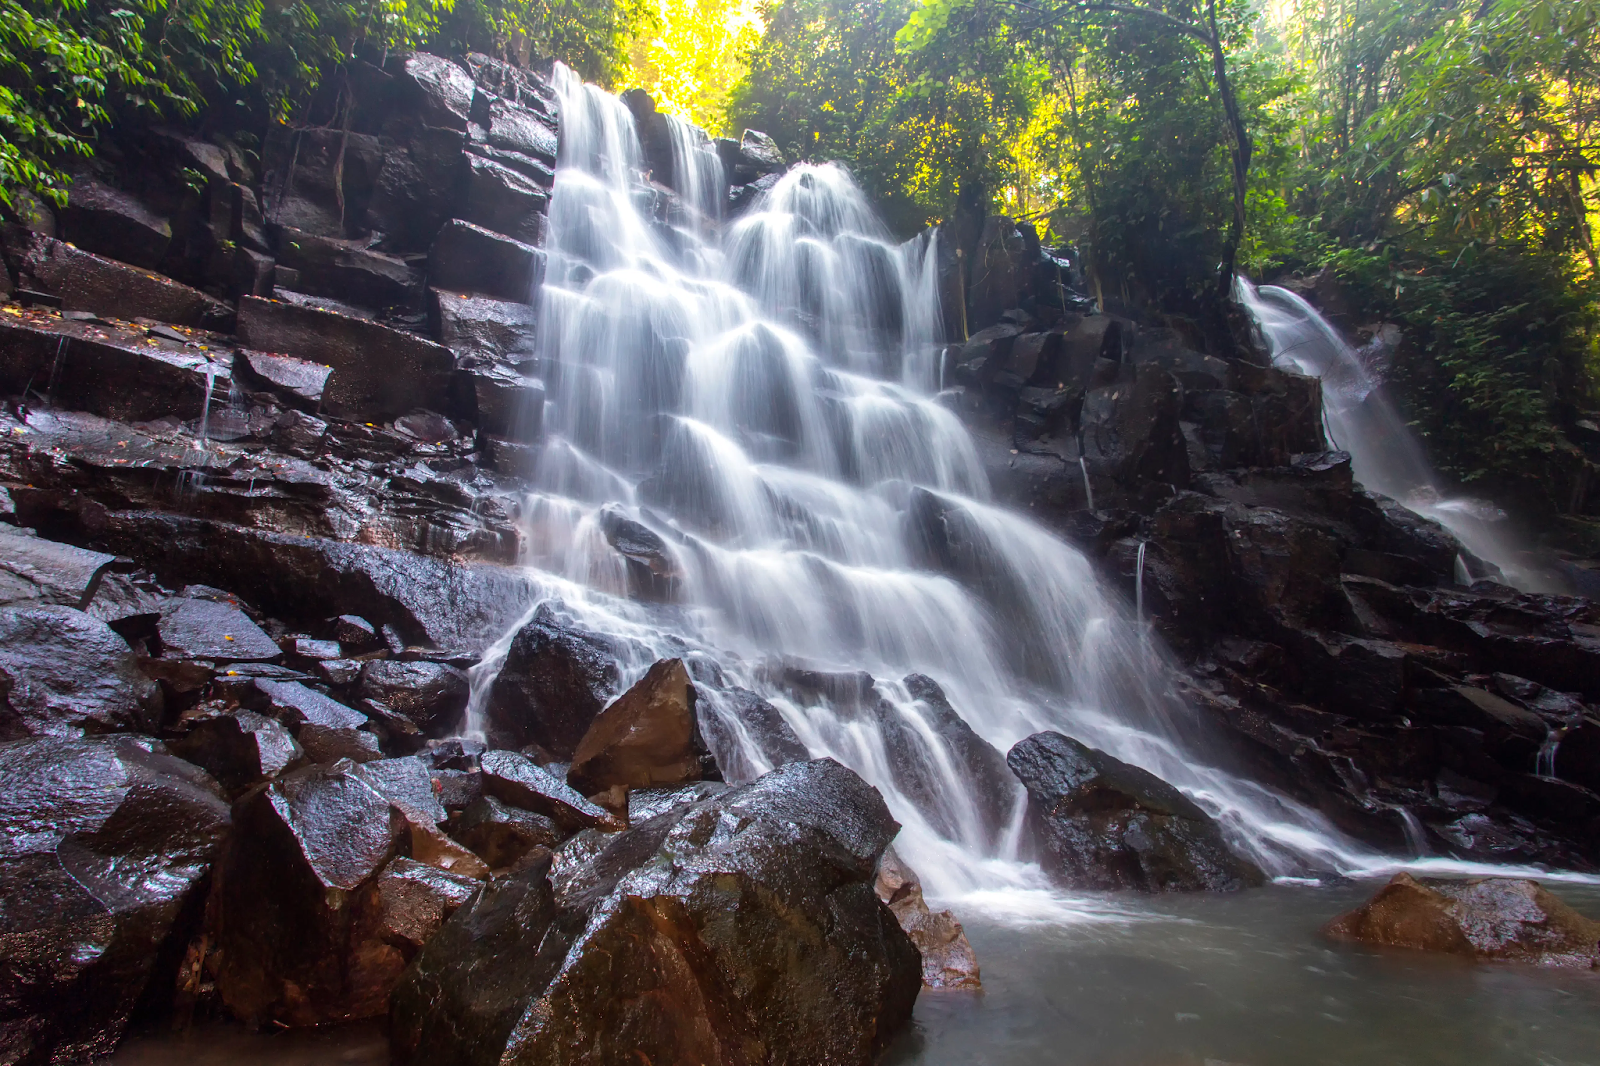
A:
[{"xmin": 1, "ymin": 45, "xmax": 1598, "ymax": 1066}]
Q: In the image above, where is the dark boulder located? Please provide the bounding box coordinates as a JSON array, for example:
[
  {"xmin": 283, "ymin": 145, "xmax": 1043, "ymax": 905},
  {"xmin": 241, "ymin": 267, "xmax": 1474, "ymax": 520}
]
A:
[
  {"xmin": 0, "ymin": 605, "xmax": 160, "ymax": 738},
  {"xmin": 395, "ymin": 53, "xmax": 475, "ymax": 131},
  {"xmin": 0, "ymin": 735, "xmax": 229, "ymax": 1064},
  {"xmin": 271, "ymin": 228, "xmax": 421, "ymax": 312},
  {"xmin": 168, "ymin": 707, "xmax": 303, "ymax": 794},
  {"xmin": 1006, "ymin": 731, "xmax": 1263, "ymax": 892},
  {"xmin": 212, "ymin": 761, "xmax": 408, "ymax": 1025},
  {"xmin": 430, "ymin": 289, "xmax": 538, "ymax": 364},
  {"xmin": 598, "ymin": 507, "xmax": 680, "ymax": 600},
  {"xmin": 480, "ymin": 750, "xmax": 621, "ymax": 831},
  {"xmin": 391, "ymin": 758, "xmax": 919, "ymax": 1066},
  {"xmin": 236, "ymin": 296, "xmax": 459, "ymax": 423},
  {"xmin": 567, "ymin": 659, "xmax": 713, "ymax": 798},
  {"xmin": 463, "ymin": 155, "xmax": 548, "ymax": 246},
  {"xmin": 232, "ymin": 349, "xmax": 333, "ymax": 412},
  {"xmin": 0, "ymin": 526, "xmax": 117, "ymax": 611},
  {"xmin": 157, "ymin": 596, "xmax": 281, "ymax": 663},
  {"xmin": 484, "ymin": 606, "xmax": 623, "ymax": 755},
  {"xmin": 1324, "ymin": 873, "xmax": 1600, "ymax": 967},
  {"xmin": 360, "ymin": 660, "xmax": 469, "ymax": 736},
  {"xmin": 429, "ymin": 220, "xmax": 545, "ymax": 305},
  {"xmin": 452, "ymin": 795, "xmax": 563, "ymax": 870},
  {"xmin": 59, "ymin": 176, "xmax": 171, "ymax": 268},
  {"xmin": 366, "ymin": 124, "xmax": 469, "ymax": 252},
  {"xmin": 471, "ymin": 95, "xmax": 559, "ymax": 164},
  {"xmin": 7, "ymin": 231, "xmax": 233, "ymax": 329}
]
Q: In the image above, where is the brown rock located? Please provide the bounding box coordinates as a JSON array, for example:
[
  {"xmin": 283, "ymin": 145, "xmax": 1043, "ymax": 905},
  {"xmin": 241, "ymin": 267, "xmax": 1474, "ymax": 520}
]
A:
[
  {"xmin": 1323, "ymin": 873, "xmax": 1600, "ymax": 967},
  {"xmin": 875, "ymin": 846, "xmax": 981, "ymax": 990},
  {"xmin": 566, "ymin": 658, "xmax": 706, "ymax": 796}
]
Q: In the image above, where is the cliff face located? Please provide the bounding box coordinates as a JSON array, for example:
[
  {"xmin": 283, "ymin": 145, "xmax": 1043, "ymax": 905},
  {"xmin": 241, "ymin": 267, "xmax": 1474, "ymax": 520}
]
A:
[{"xmin": 941, "ymin": 217, "xmax": 1600, "ymax": 870}]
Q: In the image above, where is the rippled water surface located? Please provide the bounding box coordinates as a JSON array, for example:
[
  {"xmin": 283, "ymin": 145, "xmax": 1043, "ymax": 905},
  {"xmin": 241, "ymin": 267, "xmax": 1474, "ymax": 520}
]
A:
[{"xmin": 114, "ymin": 880, "xmax": 1600, "ymax": 1066}]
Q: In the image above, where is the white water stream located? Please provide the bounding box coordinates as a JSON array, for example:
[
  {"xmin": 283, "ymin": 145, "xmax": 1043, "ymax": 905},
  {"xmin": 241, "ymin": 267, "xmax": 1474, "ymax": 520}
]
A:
[
  {"xmin": 1235, "ymin": 279, "xmax": 1563, "ymax": 594},
  {"xmin": 460, "ymin": 68, "xmax": 1595, "ymax": 921}
]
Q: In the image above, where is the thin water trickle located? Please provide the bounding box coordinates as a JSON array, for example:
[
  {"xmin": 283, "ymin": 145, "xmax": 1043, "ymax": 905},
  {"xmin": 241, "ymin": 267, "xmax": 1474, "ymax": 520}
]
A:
[
  {"xmin": 457, "ymin": 66, "xmax": 1596, "ymax": 917},
  {"xmin": 1236, "ymin": 278, "xmax": 1561, "ymax": 594},
  {"xmin": 1079, "ymin": 455, "xmax": 1094, "ymax": 511},
  {"xmin": 1537, "ymin": 728, "xmax": 1564, "ymax": 778},
  {"xmin": 196, "ymin": 365, "xmax": 216, "ymax": 447}
]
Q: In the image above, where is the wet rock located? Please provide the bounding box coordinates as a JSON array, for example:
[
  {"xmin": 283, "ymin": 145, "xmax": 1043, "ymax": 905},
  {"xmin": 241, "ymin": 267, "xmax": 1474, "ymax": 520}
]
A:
[
  {"xmin": 157, "ymin": 596, "xmax": 281, "ymax": 662},
  {"xmin": 236, "ymin": 296, "xmax": 458, "ymax": 423},
  {"xmin": 1007, "ymin": 731, "xmax": 1264, "ymax": 892},
  {"xmin": 1323, "ymin": 873, "xmax": 1600, "ymax": 967},
  {"xmin": 290, "ymin": 636, "xmax": 342, "ymax": 660},
  {"xmin": 472, "ymin": 95, "xmax": 559, "ymax": 164},
  {"xmin": 355, "ymin": 856, "xmax": 479, "ymax": 971},
  {"xmin": 272, "ymin": 228, "xmax": 421, "ymax": 312},
  {"xmin": 213, "ymin": 762, "xmax": 407, "ymax": 1025},
  {"xmin": 484, "ymin": 606, "xmax": 623, "ymax": 755},
  {"xmin": 452, "ymin": 795, "xmax": 563, "ymax": 869},
  {"xmin": 59, "ymin": 176, "xmax": 170, "ymax": 268},
  {"xmin": 464, "ymin": 155, "xmax": 548, "ymax": 246},
  {"xmin": 391, "ymin": 758, "xmax": 919, "ymax": 1066},
  {"xmin": 0, "ymin": 605, "xmax": 160, "ymax": 738},
  {"xmin": 890, "ymin": 673, "xmax": 1017, "ymax": 839},
  {"xmin": 261, "ymin": 127, "xmax": 384, "ymax": 239},
  {"xmin": 697, "ymin": 686, "xmax": 810, "ymax": 777},
  {"xmin": 298, "ymin": 722, "xmax": 384, "ymax": 763},
  {"xmin": 567, "ymin": 659, "xmax": 712, "ymax": 797},
  {"xmin": 0, "ymin": 312, "xmax": 229, "ymax": 425},
  {"xmin": 598, "ymin": 507, "xmax": 679, "ymax": 600},
  {"xmin": 0, "ymin": 526, "xmax": 117, "ymax": 609},
  {"xmin": 353, "ymin": 755, "xmax": 449, "ymax": 826},
  {"xmin": 336, "ymin": 614, "xmax": 380, "ymax": 648},
  {"xmin": 429, "ymin": 220, "xmax": 545, "ymax": 305},
  {"xmin": 875, "ymin": 846, "xmax": 981, "ymax": 990},
  {"xmin": 252, "ymin": 678, "xmax": 368, "ymax": 730},
  {"xmin": 168, "ymin": 707, "xmax": 302, "ymax": 793},
  {"xmin": 429, "ymin": 289, "xmax": 539, "ymax": 366},
  {"xmin": 8, "ymin": 231, "xmax": 233, "ymax": 329},
  {"xmin": 396, "ymin": 53, "xmax": 475, "ymax": 131},
  {"xmin": 0, "ymin": 735, "xmax": 229, "ymax": 1063},
  {"xmin": 366, "ymin": 124, "xmax": 468, "ymax": 252},
  {"xmin": 359, "ymin": 660, "xmax": 468, "ymax": 736},
  {"xmin": 95, "ymin": 512, "xmax": 536, "ymax": 655},
  {"xmin": 480, "ymin": 750, "xmax": 622, "ymax": 831}
]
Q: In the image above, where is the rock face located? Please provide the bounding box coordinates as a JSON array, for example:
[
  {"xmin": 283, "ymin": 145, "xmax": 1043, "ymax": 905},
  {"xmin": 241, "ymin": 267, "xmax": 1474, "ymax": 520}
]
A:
[
  {"xmin": 875, "ymin": 846, "xmax": 981, "ymax": 990},
  {"xmin": 1324, "ymin": 873, "xmax": 1600, "ymax": 967},
  {"xmin": 1006, "ymin": 731, "xmax": 1264, "ymax": 891},
  {"xmin": 391, "ymin": 759, "xmax": 920, "ymax": 1066},
  {"xmin": 566, "ymin": 658, "xmax": 713, "ymax": 797},
  {"xmin": 0, "ymin": 605, "xmax": 160, "ymax": 737},
  {"xmin": 0, "ymin": 736, "xmax": 230, "ymax": 1065}
]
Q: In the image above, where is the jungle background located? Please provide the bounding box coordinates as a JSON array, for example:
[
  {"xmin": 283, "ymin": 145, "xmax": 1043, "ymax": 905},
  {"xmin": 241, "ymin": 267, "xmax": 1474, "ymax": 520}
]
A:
[{"xmin": 3, "ymin": 0, "xmax": 1598, "ymax": 526}]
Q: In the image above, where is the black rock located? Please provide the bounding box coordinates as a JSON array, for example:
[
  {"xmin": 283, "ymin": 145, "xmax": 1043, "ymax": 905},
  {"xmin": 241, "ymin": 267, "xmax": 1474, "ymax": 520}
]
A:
[
  {"xmin": 390, "ymin": 758, "xmax": 919, "ymax": 1066},
  {"xmin": 1006, "ymin": 731, "xmax": 1264, "ymax": 892},
  {"xmin": 0, "ymin": 605, "xmax": 160, "ymax": 738},
  {"xmin": 59, "ymin": 176, "xmax": 171, "ymax": 268},
  {"xmin": 157, "ymin": 596, "xmax": 281, "ymax": 663},
  {"xmin": 359, "ymin": 659, "xmax": 469, "ymax": 736},
  {"xmin": 0, "ymin": 735, "xmax": 229, "ymax": 1064},
  {"xmin": 479, "ymin": 750, "xmax": 621, "ymax": 831},
  {"xmin": 429, "ymin": 220, "xmax": 546, "ymax": 305},
  {"xmin": 484, "ymin": 606, "xmax": 623, "ymax": 755},
  {"xmin": 168, "ymin": 707, "xmax": 302, "ymax": 794}
]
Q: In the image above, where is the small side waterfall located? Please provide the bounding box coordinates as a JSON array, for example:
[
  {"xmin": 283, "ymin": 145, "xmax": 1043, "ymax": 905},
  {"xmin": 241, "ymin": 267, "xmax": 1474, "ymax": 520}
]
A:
[
  {"xmin": 1236, "ymin": 279, "xmax": 1559, "ymax": 593},
  {"xmin": 461, "ymin": 66, "xmax": 1447, "ymax": 913}
]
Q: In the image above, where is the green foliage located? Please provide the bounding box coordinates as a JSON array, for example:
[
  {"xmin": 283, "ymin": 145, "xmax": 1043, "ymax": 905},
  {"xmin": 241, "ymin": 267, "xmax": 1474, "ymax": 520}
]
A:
[{"xmin": 433, "ymin": 0, "xmax": 654, "ymax": 84}]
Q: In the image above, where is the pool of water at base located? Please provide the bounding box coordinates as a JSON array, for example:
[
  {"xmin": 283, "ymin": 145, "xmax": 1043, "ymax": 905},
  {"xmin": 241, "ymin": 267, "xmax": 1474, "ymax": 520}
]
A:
[{"xmin": 112, "ymin": 880, "xmax": 1600, "ymax": 1066}]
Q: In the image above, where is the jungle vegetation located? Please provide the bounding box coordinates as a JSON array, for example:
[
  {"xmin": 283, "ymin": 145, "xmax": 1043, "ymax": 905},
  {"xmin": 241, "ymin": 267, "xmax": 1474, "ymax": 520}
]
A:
[{"xmin": 1, "ymin": 0, "xmax": 1597, "ymax": 505}]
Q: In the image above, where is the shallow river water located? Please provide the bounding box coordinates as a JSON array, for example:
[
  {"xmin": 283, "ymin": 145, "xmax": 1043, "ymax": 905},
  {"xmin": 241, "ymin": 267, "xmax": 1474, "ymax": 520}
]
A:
[{"xmin": 113, "ymin": 878, "xmax": 1600, "ymax": 1066}]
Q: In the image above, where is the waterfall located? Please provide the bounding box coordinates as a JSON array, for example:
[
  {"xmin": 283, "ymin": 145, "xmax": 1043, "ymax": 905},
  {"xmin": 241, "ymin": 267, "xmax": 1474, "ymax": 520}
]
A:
[
  {"xmin": 1235, "ymin": 279, "xmax": 1560, "ymax": 594},
  {"xmin": 466, "ymin": 65, "xmax": 1428, "ymax": 913}
]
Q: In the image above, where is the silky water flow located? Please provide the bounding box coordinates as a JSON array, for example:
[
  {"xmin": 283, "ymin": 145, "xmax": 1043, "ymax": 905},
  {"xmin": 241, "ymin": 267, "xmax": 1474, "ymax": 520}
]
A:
[
  {"xmin": 1235, "ymin": 279, "xmax": 1564, "ymax": 594},
  {"xmin": 460, "ymin": 67, "xmax": 1587, "ymax": 923}
]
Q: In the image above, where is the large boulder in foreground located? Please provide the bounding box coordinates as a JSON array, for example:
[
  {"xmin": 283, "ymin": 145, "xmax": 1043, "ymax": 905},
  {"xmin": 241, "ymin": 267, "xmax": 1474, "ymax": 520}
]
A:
[
  {"xmin": 391, "ymin": 759, "xmax": 920, "ymax": 1066},
  {"xmin": 1323, "ymin": 873, "xmax": 1600, "ymax": 967},
  {"xmin": 0, "ymin": 736, "xmax": 230, "ymax": 1065},
  {"xmin": 212, "ymin": 759, "xmax": 486, "ymax": 1027},
  {"xmin": 1006, "ymin": 731, "xmax": 1263, "ymax": 892}
]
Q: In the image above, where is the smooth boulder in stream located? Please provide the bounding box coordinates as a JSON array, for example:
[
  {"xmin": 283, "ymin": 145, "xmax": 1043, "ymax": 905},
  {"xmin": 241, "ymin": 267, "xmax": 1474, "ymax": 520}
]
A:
[
  {"xmin": 391, "ymin": 758, "xmax": 920, "ymax": 1066},
  {"xmin": 1007, "ymin": 731, "xmax": 1264, "ymax": 892}
]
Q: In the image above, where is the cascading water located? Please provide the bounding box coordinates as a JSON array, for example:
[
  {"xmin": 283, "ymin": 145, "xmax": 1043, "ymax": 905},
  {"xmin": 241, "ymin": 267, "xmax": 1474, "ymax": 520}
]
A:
[
  {"xmin": 1235, "ymin": 279, "xmax": 1561, "ymax": 594},
  {"xmin": 460, "ymin": 66, "xmax": 1594, "ymax": 916}
]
